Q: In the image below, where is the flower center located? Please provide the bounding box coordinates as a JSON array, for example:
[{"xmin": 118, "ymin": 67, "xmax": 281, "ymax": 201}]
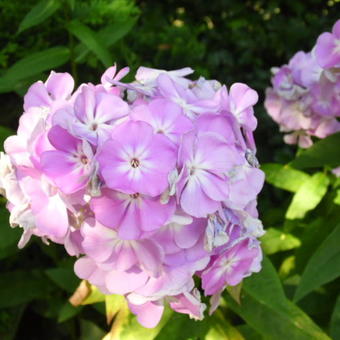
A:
[
  {"xmin": 80, "ymin": 155, "xmax": 89, "ymax": 165},
  {"xmin": 130, "ymin": 158, "xmax": 140, "ymax": 168},
  {"xmin": 130, "ymin": 193, "xmax": 140, "ymax": 199},
  {"xmin": 90, "ymin": 123, "xmax": 98, "ymax": 131}
]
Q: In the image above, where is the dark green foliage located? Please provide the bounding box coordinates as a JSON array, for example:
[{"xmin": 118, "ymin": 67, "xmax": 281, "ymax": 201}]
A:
[{"xmin": 0, "ymin": 0, "xmax": 339, "ymax": 338}]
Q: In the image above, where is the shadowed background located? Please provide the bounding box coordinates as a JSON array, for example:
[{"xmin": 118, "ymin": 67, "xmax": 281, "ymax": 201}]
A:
[{"xmin": 0, "ymin": 0, "xmax": 339, "ymax": 339}]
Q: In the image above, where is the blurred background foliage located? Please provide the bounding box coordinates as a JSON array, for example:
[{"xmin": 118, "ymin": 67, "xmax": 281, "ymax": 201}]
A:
[{"xmin": 0, "ymin": 0, "xmax": 339, "ymax": 339}]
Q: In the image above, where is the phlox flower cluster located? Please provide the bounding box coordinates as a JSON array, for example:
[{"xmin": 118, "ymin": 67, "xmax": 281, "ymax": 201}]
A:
[
  {"xmin": 265, "ymin": 19, "xmax": 340, "ymax": 148},
  {"xmin": 0, "ymin": 64, "xmax": 265, "ymax": 327}
]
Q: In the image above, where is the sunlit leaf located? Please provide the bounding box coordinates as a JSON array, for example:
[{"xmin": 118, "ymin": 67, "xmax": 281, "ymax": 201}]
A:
[
  {"xmin": 18, "ymin": 0, "xmax": 60, "ymax": 34},
  {"xmin": 261, "ymin": 163, "xmax": 310, "ymax": 192},
  {"xmin": 103, "ymin": 299, "xmax": 129, "ymax": 340},
  {"xmin": 261, "ymin": 228, "xmax": 301, "ymax": 254},
  {"xmin": 286, "ymin": 172, "xmax": 329, "ymax": 220},
  {"xmin": 105, "ymin": 294, "xmax": 126, "ymax": 325},
  {"xmin": 225, "ymin": 257, "xmax": 330, "ymax": 340},
  {"xmin": 294, "ymin": 223, "xmax": 340, "ymax": 302},
  {"xmin": 81, "ymin": 283, "xmax": 106, "ymax": 305},
  {"xmin": 334, "ymin": 189, "xmax": 340, "ymax": 205}
]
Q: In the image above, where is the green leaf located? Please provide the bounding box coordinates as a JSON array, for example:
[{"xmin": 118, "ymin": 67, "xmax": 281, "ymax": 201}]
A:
[
  {"xmin": 286, "ymin": 172, "xmax": 329, "ymax": 220},
  {"xmin": 260, "ymin": 228, "xmax": 301, "ymax": 254},
  {"xmin": 80, "ymin": 320, "xmax": 106, "ymax": 340},
  {"xmin": 18, "ymin": 0, "xmax": 60, "ymax": 34},
  {"xmin": 58, "ymin": 302, "xmax": 82, "ymax": 323},
  {"xmin": 294, "ymin": 223, "xmax": 340, "ymax": 302},
  {"xmin": 45, "ymin": 267, "xmax": 79, "ymax": 293},
  {"xmin": 225, "ymin": 257, "xmax": 330, "ymax": 340},
  {"xmin": 155, "ymin": 312, "xmax": 211, "ymax": 340},
  {"xmin": 204, "ymin": 310, "xmax": 244, "ymax": 340},
  {"xmin": 0, "ymin": 270, "xmax": 53, "ymax": 308},
  {"xmin": 290, "ymin": 132, "xmax": 340, "ymax": 169},
  {"xmin": 330, "ymin": 295, "xmax": 340, "ymax": 340},
  {"xmin": 261, "ymin": 163, "xmax": 310, "ymax": 192},
  {"xmin": 0, "ymin": 47, "xmax": 70, "ymax": 93},
  {"xmin": 334, "ymin": 189, "xmax": 340, "ymax": 205},
  {"xmin": 75, "ymin": 19, "xmax": 137, "ymax": 63},
  {"xmin": 237, "ymin": 325, "xmax": 261, "ymax": 340},
  {"xmin": 67, "ymin": 20, "xmax": 112, "ymax": 67}
]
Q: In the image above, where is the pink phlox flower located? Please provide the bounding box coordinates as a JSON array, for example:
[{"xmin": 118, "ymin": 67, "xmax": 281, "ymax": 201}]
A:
[
  {"xmin": 130, "ymin": 99, "xmax": 193, "ymax": 144},
  {"xmin": 315, "ymin": 19, "xmax": 340, "ymax": 69},
  {"xmin": 53, "ymin": 84, "xmax": 129, "ymax": 146},
  {"xmin": 90, "ymin": 189, "xmax": 176, "ymax": 240},
  {"xmin": 201, "ymin": 238, "xmax": 262, "ymax": 295},
  {"xmin": 81, "ymin": 219, "xmax": 164, "ymax": 277},
  {"xmin": 19, "ymin": 173, "xmax": 69, "ymax": 240},
  {"xmin": 289, "ymin": 51, "xmax": 322, "ymax": 88},
  {"xmin": 157, "ymin": 74, "xmax": 219, "ymax": 119},
  {"xmin": 227, "ymin": 83, "xmax": 259, "ymax": 132},
  {"xmin": 24, "ymin": 71, "xmax": 74, "ymax": 113},
  {"xmin": 128, "ymin": 299, "xmax": 165, "ymax": 328},
  {"xmin": 271, "ymin": 65, "xmax": 307, "ymax": 100},
  {"xmin": 98, "ymin": 120, "xmax": 177, "ymax": 197},
  {"xmin": 107, "ymin": 66, "xmax": 194, "ymax": 98},
  {"xmin": 154, "ymin": 215, "xmax": 208, "ymax": 267},
  {"xmin": 310, "ymin": 76, "xmax": 340, "ymax": 117},
  {"xmin": 41, "ymin": 125, "xmax": 96, "ymax": 194},
  {"xmin": 177, "ymin": 131, "xmax": 242, "ymax": 218},
  {"xmin": 101, "ymin": 64, "xmax": 130, "ymax": 90},
  {"xmin": 225, "ymin": 162, "xmax": 265, "ymax": 210},
  {"xmin": 169, "ymin": 288, "xmax": 206, "ymax": 320},
  {"xmin": 190, "ymin": 77, "xmax": 222, "ymax": 100}
]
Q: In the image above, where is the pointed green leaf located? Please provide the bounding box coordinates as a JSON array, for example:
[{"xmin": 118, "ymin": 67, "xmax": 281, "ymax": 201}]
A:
[
  {"xmin": 330, "ymin": 295, "xmax": 340, "ymax": 340},
  {"xmin": 58, "ymin": 302, "xmax": 82, "ymax": 323},
  {"xmin": 0, "ymin": 47, "xmax": 70, "ymax": 93},
  {"xmin": 18, "ymin": 0, "xmax": 60, "ymax": 34},
  {"xmin": 261, "ymin": 163, "xmax": 310, "ymax": 192},
  {"xmin": 286, "ymin": 172, "xmax": 329, "ymax": 220},
  {"xmin": 75, "ymin": 18, "xmax": 137, "ymax": 63},
  {"xmin": 290, "ymin": 132, "xmax": 340, "ymax": 169},
  {"xmin": 261, "ymin": 228, "xmax": 301, "ymax": 254},
  {"xmin": 67, "ymin": 20, "xmax": 112, "ymax": 67},
  {"xmin": 294, "ymin": 223, "xmax": 340, "ymax": 302},
  {"xmin": 45, "ymin": 267, "xmax": 80, "ymax": 293},
  {"xmin": 225, "ymin": 257, "xmax": 330, "ymax": 340}
]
